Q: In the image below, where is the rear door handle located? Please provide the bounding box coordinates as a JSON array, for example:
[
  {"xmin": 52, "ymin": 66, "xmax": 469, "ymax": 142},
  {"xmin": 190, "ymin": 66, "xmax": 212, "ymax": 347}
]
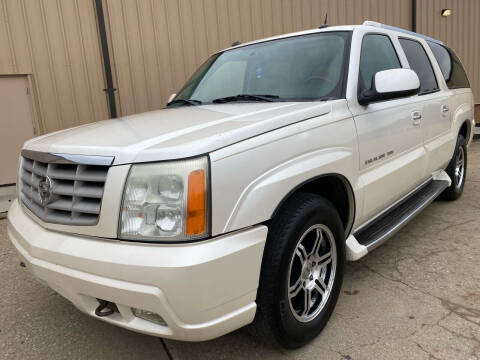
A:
[
  {"xmin": 411, "ymin": 111, "xmax": 422, "ymax": 126},
  {"xmin": 441, "ymin": 105, "xmax": 449, "ymax": 113}
]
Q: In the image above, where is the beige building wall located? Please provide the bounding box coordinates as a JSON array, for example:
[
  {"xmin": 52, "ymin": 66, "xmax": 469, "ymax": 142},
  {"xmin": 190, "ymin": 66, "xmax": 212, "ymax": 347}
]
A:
[
  {"xmin": 416, "ymin": 0, "xmax": 480, "ymax": 104},
  {"xmin": 103, "ymin": 0, "xmax": 412, "ymax": 117},
  {"xmin": 0, "ymin": 0, "xmax": 109, "ymax": 134},
  {"xmin": 0, "ymin": 0, "xmax": 477, "ymax": 135}
]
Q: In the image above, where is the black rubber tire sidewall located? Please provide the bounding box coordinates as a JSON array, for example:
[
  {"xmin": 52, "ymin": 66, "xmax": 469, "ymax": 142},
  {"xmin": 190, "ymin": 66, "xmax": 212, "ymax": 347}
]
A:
[
  {"xmin": 441, "ymin": 134, "xmax": 467, "ymax": 201},
  {"xmin": 257, "ymin": 193, "xmax": 345, "ymax": 349}
]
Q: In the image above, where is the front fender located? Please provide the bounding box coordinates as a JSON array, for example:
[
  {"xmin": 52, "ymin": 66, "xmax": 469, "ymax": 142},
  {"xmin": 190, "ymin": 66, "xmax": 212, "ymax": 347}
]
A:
[
  {"xmin": 225, "ymin": 148, "xmax": 354, "ymax": 232},
  {"xmin": 209, "ymin": 113, "xmax": 359, "ymax": 236}
]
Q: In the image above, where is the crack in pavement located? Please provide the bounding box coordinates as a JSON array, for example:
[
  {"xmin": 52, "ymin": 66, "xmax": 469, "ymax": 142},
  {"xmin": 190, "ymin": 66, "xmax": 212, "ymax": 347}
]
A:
[
  {"xmin": 413, "ymin": 341, "xmax": 442, "ymax": 360},
  {"xmin": 439, "ymin": 298, "xmax": 480, "ymax": 328},
  {"xmin": 159, "ymin": 338, "xmax": 173, "ymax": 360},
  {"xmin": 361, "ymin": 264, "xmax": 480, "ymax": 357}
]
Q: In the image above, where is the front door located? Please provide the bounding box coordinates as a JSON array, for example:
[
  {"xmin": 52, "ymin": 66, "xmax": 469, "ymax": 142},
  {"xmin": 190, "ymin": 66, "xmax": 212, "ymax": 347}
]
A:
[
  {"xmin": 349, "ymin": 33, "xmax": 426, "ymax": 225},
  {"xmin": 0, "ymin": 76, "xmax": 35, "ymax": 185}
]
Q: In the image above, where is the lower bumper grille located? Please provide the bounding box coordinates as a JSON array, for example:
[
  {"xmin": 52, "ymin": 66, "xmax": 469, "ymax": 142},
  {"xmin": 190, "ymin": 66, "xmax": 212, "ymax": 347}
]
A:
[{"xmin": 19, "ymin": 151, "xmax": 113, "ymax": 226}]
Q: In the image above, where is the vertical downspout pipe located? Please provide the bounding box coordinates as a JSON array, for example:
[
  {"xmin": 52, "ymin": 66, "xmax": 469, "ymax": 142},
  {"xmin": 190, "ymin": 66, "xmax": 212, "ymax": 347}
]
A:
[
  {"xmin": 411, "ymin": 0, "xmax": 417, "ymax": 32},
  {"xmin": 94, "ymin": 0, "xmax": 117, "ymax": 119}
]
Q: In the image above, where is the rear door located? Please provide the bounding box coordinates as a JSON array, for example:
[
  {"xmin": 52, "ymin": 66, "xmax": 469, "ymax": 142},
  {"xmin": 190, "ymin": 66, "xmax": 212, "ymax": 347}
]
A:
[
  {"xmin": 398, "ymin": 38, "xmax": 451, "ymax": 174},
  {"xmin": 425, "ymin": 42, "xmax": 473, "ymax": 169},
  {"xmin": 348, "ymin": 31, "xmax": 426, "ymax": 225}
]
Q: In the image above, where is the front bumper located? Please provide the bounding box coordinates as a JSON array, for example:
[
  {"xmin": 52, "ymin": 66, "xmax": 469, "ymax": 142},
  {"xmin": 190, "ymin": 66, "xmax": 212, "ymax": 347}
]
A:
[{"xmin": 7, "ymin": 200, "xmax": 267, "ymax": 341}]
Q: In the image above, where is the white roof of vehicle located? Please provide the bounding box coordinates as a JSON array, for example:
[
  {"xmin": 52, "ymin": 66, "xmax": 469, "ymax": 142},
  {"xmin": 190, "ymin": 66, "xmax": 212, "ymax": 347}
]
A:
[
  {"xmin": 362, "ymin": 20, "xmax": 443, "ymax": 44},
  {"xmin": 223, "ymin": 25, "xmax": 355, "ymax": 51},
  {"xmin": 223, "ymin": 21, "xmax": 442, "ymax": 52}
]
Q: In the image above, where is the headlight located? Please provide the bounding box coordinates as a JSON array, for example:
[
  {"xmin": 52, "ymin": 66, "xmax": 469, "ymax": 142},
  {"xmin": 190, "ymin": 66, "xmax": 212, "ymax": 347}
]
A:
[{"xmin": 120, "ymin": 157, "xmax": 209, "ymax": 242}]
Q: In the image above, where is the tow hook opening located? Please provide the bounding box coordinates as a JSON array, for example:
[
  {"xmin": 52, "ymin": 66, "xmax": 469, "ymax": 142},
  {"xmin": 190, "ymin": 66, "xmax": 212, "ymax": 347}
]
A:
[{"xmin": 95, "ymin": 299, "xmax": 118, "ymax": 317}]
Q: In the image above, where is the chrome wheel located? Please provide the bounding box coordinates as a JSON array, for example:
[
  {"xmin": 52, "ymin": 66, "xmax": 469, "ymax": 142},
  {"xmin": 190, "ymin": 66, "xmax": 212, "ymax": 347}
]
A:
[
  {"xmin": 454, "ymin": 146, "xmax": 465, "ymax": 190},
  {"xmin": 287, "ymin": 224, "xmax": 337, "ymax": 323}
]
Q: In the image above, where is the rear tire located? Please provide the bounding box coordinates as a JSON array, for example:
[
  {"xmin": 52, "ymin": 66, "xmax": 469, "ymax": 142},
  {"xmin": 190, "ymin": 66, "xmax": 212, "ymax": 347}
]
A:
[
  {"xmin": 250, "ymin": 193, "xmax": 345, "ymax": 349},
  {"xmin": 441, "ymin": 134, "xmax": 467, "ymax": 201}
]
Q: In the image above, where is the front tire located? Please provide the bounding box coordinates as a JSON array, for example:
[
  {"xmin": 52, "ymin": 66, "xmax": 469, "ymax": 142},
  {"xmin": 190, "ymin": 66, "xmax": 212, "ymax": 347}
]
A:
[
  {"xmin": 441, "ymin": 134, "xmax": 467, "ymax": 201},
  {"xmin": 251, "ymin": 193, "xmax": 345, "ymax": 349}
]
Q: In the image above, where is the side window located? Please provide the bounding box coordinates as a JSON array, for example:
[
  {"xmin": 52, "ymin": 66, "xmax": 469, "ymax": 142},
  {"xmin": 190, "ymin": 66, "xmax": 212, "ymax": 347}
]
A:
[
  {"xmin": 428, "ymin": 41, "xmax": 470, "ymax": 89},
  {"xmin": 359, "ymin": 34, "xmax": 401, "ymax": 91},
  {"xmin": 427, "ymin": 41, "xmax": 452, "ymax": 81},
  {"xmin": 447, "ymin": 49, "xmax": 470, "ymax": 88},
  {"xmin": 399, "ymin": 38, "xmax": 438, "ymax": 94}
]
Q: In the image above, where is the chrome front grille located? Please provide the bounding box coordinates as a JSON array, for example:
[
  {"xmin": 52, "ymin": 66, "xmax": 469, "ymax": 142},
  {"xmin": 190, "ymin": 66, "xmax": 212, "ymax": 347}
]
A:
[{"xmin": 19, "ymin": 150, "xmax": 113, "ymax": 226}]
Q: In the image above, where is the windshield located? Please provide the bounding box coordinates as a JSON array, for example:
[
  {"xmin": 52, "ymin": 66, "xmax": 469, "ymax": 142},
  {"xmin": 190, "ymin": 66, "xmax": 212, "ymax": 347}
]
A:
[{"xmin": 170, "ymin": 31, "xmax": 351, "ymax": 106}]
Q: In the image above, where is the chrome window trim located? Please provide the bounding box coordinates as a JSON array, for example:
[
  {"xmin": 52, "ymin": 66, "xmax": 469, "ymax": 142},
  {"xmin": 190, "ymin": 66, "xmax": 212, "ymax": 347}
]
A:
[{"xmin": 21, "ymin": 150, "xmax": 114, "ymax": 166}]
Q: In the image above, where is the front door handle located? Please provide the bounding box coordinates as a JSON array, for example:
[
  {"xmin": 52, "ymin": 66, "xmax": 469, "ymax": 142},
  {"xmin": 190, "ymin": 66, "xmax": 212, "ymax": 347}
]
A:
[
  {"xmin": 411, "ymin": 111, "xmax": 422, "ymax": 126},
  {"xmin": 441, "ymin": 105, "xmax": 449, "ymax": 113}
]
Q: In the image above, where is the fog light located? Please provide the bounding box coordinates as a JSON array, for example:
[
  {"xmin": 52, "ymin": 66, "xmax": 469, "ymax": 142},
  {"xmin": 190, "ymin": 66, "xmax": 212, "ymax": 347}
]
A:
[{"xmin": 132, "ymin": 308, "xmax": 168, "ymax": 326}]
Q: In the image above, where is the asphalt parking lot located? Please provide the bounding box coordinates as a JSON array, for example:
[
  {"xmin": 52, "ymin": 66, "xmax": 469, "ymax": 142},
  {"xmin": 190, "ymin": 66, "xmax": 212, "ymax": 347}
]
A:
[{"xmin": 1, "ymin": 141, "xmax": 479, "ymax": 360}]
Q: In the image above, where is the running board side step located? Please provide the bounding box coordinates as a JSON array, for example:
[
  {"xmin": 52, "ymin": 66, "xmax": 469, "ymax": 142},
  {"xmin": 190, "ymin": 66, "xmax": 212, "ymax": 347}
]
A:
[{"xmin": 346, "ymin": 172, "xmax": 450, "ymax": 261}]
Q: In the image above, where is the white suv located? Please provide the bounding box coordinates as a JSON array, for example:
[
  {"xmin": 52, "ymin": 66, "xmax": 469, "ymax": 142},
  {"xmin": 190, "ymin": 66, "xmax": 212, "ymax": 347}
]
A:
[{"xmin": 8, "ymin": 21, "xmax": 475, "ymax": 348}]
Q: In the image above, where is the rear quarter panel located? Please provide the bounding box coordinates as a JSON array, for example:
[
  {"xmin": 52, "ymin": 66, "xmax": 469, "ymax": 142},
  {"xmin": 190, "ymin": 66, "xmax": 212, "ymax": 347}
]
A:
[{"xmin": 451, "ymin": 90, "xmax": 475, "ymax": 145}]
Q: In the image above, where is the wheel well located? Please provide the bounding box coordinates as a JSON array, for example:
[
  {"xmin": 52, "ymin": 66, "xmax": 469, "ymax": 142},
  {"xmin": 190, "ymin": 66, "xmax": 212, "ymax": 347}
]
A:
[
  {"xmin": 272, "ymin": 175, "xmax": 355, "ymax": 237},
  {"xmin": 459, "ymin": 121, "xmax": 470, "ymax": 140}
]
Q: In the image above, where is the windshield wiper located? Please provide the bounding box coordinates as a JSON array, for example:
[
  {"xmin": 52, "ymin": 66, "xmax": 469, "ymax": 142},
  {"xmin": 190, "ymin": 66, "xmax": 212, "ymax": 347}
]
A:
[
  {"xmin": 167, "ymin": 98, "xmax": 202, "ymax": 107},
  {"xmin": 307, "ymin": 96, "xmax": 337, "ymax": 102},
  {"xmin": 212, "ymin": 94, "xmax": 280, "ymax": 104}
]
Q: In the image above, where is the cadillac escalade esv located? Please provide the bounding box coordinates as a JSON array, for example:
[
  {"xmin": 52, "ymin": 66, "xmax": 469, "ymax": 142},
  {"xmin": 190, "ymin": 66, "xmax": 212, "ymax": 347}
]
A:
[{"xmin": 8, "ymin": 21, "xmax": 475, "ymax": 348}]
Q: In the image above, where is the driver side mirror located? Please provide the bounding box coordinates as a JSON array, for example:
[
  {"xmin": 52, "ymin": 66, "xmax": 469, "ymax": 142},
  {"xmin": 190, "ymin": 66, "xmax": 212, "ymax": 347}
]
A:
[{"xmin": 358, "ymin": 68, "xmax": 420, "ymax": 105}]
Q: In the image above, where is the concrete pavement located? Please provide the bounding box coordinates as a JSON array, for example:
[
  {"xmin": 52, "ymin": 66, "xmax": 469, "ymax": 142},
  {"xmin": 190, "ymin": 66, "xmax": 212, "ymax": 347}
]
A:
[{"xmin": 1, "ymin": 141, "xmax": 479, "ymax": 359}]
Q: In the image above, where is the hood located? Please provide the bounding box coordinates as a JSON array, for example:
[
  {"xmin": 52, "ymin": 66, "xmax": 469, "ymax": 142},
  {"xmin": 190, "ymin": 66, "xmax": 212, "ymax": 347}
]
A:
[{"xmin": 25, "ymin": 101, "xmax": 334, "ymax": 165}]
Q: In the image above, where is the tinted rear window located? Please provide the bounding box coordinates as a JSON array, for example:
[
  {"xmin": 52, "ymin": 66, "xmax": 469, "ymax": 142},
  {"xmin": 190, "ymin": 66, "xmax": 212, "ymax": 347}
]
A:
[
  {"xmin": 427, "ymin": 41, "xmax": 470, "ymax": 89},
  {"xmin": 399, "ymin": 38, "xmax": 438, "ymax": 94}
]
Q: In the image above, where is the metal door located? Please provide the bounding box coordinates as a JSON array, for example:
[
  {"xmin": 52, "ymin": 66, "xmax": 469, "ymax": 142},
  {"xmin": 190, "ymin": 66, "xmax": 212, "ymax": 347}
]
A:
[{"xmin": 0, "ymin": 76, "xmax": 35, "ymax": 185}]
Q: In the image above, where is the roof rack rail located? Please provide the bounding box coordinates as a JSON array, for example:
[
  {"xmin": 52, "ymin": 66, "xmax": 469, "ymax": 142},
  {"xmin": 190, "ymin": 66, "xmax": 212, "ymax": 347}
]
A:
[{"xmin": 362, "ymin": 20, "xmax": 443, "ymax": 45}]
